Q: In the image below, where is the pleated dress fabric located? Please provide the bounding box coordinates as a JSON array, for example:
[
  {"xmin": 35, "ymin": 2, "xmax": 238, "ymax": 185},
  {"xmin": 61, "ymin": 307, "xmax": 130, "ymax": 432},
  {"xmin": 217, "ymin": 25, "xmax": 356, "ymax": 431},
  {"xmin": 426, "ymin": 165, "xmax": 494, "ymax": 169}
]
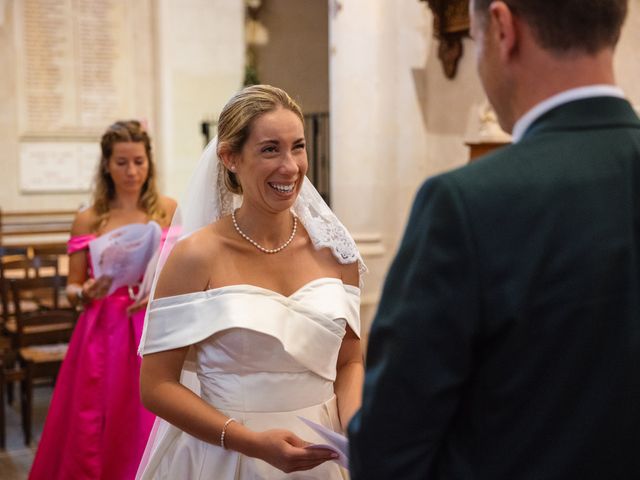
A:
[
  {"xmin": 137, "ymin": 277, "xmax": 360, "ymax": 479},
  {"xmin": 29, "ymin": 232, "xmax": 165, "ymax": 480}
]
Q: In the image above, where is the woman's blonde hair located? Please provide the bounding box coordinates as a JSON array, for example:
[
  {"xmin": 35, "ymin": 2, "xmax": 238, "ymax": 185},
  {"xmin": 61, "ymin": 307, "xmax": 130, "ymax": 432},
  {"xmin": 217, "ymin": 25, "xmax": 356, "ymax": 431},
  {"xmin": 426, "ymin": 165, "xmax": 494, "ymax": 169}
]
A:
[
  {"xmin": 92, "ymin": 120, "xmax": 166, "ymax": 231},
  {"xmin": 216, "ymin": 85, "xmax": 304, "ymax": 194}
]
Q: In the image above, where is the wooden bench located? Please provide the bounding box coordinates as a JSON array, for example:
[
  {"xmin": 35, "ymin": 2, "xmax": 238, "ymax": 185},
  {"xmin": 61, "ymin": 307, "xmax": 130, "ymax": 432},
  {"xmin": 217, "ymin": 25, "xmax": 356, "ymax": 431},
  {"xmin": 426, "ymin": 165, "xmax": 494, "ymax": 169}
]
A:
[
  {"xmin": 0, "ymin": 209, "xmax": 75, "ymax": 253},
  {"xmin": 0, "ymin": 210, "xmax": 76, "ymax": 327},
  {"xmin": 0, "ymin": 209, "xmax": 76, "ymax": 272}
]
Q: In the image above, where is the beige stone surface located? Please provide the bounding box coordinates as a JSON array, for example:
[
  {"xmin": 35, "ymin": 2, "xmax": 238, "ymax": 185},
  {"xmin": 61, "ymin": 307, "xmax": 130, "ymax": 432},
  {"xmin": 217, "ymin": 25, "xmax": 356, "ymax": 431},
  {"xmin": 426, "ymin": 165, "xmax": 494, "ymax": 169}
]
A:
[
  {"xmin": 0, "ymin": 0, "xmax": 244, "ymax": 210},
  {"xmin": 328, "ymin": 0, "xmax": 640, "ymax": 336},
  {"xmin": 0, "ymin": 0, "xmax": 156, "ymax": 211},
  {"xmin": 0, "ymin": 0, "xmax": 638, "ymax": 336}
]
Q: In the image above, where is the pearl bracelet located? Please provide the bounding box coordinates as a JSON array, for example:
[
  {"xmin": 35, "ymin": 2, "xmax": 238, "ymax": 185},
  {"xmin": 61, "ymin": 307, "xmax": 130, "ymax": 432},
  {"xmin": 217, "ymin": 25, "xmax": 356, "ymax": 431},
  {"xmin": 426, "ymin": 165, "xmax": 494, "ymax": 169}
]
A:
[{"xmin": 220, "ymin": 417, "xmax": 237, "ymax": 449}]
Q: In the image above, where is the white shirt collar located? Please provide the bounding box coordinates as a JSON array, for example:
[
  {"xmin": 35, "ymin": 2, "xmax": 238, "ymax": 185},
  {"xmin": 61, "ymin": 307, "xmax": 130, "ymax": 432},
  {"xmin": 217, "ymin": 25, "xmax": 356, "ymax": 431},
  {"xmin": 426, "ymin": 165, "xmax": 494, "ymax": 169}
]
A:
[{"xmin": 511, "ymin": 85, "xmax": 625, "ymax": 143}]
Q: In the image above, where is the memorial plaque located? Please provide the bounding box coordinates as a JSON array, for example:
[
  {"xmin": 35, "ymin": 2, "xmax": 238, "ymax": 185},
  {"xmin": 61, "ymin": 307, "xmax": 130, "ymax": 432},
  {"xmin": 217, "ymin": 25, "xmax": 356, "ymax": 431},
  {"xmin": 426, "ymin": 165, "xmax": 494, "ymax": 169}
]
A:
[
  {"xmin": 19, "ymin": 142, "xmax": 99, "ymax": 192},
  {"xmin": 12, "ymin": 0, "xmax": 149, "ymax": 192},
  {"xmin": 17, "ymin": 0, "xmax": 75, "ymax": 133},
  {"xmin": 15, "ymin": 0, "xmax": 134, "ymax": 136}
]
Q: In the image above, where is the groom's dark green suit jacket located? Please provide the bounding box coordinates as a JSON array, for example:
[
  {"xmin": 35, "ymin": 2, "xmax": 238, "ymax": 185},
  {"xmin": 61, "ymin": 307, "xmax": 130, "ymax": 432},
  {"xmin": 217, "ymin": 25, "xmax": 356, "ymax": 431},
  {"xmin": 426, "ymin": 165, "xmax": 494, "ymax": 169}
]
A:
[{"xmin": 349, "ymin": 96, "xmax": 640, "ymax": 479}]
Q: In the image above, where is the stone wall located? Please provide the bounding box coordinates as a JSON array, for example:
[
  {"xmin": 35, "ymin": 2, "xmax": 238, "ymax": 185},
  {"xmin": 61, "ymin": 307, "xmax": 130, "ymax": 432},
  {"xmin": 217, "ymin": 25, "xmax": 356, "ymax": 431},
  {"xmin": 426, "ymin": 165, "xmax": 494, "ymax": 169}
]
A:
[
  {"xmin": 329, "ymin": 0, "xmax": 640, "ymax": 338},
  {"xmin": 0, "ymin": 0, "xmax": 244, "ymax": 211}
]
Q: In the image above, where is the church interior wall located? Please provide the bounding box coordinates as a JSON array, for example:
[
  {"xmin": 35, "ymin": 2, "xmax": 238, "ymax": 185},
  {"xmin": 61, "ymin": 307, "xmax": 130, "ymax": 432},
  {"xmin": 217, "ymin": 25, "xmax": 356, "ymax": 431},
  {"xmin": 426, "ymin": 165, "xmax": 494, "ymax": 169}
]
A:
[
  {"xmin": 330, "ymin": 0, "xmax": 640, "ymax": 337},
  {"xmin": 254, "ymin": 0, "xmax": 329, "ymax": 114},
  {"xmin": 615, "ymin": 0, "xmax": 640, "ymax": 109},
  {"xmin": 0, "ymin": 0, "xmax": 27, "ymax": 211},
  {"xmin": 153, "ymin": 0, "xmax": 244, "ymax": 201},
  {"xmin": 0, "ymin": 0, "xmax": 638, "ymax": 335},
  {"xmin": 0, "ymin": 0, "xmax": 101, "ymax": 211},
  {"xmin": 0, "ymin": 0, "xmax": 244, "ymax": 212},
  {"xmin": 329, "ymin": 0, "xmax": 433, "ymax": 335}
]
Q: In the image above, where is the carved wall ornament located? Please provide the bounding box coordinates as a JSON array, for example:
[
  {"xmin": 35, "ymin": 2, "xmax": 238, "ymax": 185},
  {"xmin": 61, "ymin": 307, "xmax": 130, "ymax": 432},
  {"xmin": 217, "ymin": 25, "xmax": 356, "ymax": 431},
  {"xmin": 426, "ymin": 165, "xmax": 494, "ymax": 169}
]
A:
[
  {"xmin": 420, "ymin": 0, "xmax": 470, "ymax": 79},
  {"xmin": 244, "ymin": 0, "xmax": 266, "ymax": 86}
]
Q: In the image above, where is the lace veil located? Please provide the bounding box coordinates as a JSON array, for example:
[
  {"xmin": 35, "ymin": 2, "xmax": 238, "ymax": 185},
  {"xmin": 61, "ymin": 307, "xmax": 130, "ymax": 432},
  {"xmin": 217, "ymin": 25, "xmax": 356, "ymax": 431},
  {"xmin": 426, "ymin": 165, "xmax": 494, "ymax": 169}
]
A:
[{"xmin": 137, "ymin": 136, "xmax": 366, "ymax": 355}]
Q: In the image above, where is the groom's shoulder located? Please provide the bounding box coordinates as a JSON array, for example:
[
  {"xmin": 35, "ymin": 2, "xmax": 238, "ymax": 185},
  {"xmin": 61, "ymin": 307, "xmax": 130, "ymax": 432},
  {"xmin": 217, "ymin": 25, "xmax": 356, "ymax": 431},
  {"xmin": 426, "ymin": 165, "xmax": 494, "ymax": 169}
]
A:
[
  {"xmin": 452, "ymin": 142, "xmax": 522, "ymax": 182},
  {"xmin": 412, "ymin": 140, "xmax": 543, "ymax": 215},
  {"xmin": 434, "ymin": 138, "xmax": 546, "ymax": 193},
  {"xmin": 417, "ymin": 144, "xmax": 513, "ymax": 195}
]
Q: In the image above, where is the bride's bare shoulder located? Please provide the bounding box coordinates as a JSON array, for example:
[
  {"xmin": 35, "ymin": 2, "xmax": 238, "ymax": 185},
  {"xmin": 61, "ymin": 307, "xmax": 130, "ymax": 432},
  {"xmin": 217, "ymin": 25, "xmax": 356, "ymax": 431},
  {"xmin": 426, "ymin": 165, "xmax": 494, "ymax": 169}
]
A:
[{"xmin": 154, "ymin": 224, "xmax": 222, "ymax": 298}]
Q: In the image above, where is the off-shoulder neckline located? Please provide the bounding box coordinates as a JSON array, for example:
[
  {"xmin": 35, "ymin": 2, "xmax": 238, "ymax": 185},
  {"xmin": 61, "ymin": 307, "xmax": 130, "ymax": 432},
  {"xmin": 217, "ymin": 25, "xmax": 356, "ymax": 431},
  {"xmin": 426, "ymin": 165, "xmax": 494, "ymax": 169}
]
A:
[
  {"xmin": 69, "ymin": 224, "xmax": 170, "ymax": 239},
  {"xmin": 151, "ymin": 277, "xmax": 359, "ymax": 306}
]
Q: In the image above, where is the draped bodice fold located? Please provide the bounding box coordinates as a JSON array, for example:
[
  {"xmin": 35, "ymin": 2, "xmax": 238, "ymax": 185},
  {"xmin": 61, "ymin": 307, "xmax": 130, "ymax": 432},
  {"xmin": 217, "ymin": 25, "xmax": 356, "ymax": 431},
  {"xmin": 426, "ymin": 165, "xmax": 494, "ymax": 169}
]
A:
[
  {"xmin": 142, "ymin": 278, "xmax": 360, "ymax": 385},
  {"xmin": 137, "ymin": 277, "xmax": 358, "ymax": 479}
]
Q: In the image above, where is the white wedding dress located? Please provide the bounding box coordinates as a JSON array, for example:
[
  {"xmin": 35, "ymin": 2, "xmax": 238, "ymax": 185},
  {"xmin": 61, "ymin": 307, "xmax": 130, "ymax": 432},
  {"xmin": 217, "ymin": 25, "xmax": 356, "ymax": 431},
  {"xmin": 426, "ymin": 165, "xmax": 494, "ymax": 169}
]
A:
[{"xmin": 137, "ymin": 277, "xmax": 359, "ymax": 479}]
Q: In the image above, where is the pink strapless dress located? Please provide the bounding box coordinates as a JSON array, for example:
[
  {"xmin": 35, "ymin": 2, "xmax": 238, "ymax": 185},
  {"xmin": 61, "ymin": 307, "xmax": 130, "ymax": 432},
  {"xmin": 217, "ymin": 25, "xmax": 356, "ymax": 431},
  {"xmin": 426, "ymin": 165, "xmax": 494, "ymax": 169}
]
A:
[{"xmin": 29, "ymin": 230, "xmax": 166, "ymax": 480}]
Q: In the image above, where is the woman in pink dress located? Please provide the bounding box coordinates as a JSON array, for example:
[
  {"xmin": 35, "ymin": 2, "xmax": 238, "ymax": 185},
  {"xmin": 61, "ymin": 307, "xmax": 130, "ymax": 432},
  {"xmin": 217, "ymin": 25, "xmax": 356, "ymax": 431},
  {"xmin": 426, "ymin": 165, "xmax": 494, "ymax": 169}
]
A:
[{"xmin": 29, "ymin": 120, "xmax": 176, "ymax": 480}]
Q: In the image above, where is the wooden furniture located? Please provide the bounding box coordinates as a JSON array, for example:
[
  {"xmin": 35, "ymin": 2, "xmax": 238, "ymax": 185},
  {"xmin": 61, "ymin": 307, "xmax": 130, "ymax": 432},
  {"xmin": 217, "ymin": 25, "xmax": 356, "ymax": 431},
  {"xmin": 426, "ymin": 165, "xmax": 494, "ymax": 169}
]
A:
[
  {"xmin": 0, "ymin": 209, "xmax": 75, "ymax": 258},
  {"xmin": 19, "ymin": 319, "xmax": 73, "ymax": 445},
  {"xmin": 0, "ymin": 257, "xmax": 61, "ymax": 332},
  {"xmin": 0, "ymin": 353, "xmax": 26, "ymax": 449},
  {"xmin": 421, "ymin": 0, "xmax": 470, "ymax": 78},
  {"xmin": 0, "ymin": 210, "xmax": 75, "ymax": 238},
  {"xmin": 0, "ymin": 210, "xmax": 75, "ymax": 444},
  {"xmin": 31, "ymin": 244, "xmax": 68, "ymax": 258},
  {"xmin": 1, "ymin": 257, "xmax": 40, "ymax": 332},
  {"xmin": 9, "ymin": 277, "xmax": 76, "ymax": 444},
  {"xmin": 1, "ymin": 261, "xmax": 67, "ymax": 407},
  {"xmin": 9, "ymin": 276, "xmax": 73, "ymax": 348},
  {"xmin": 467, "ymin": 141, "xmax": 510, "ymax": 162}
]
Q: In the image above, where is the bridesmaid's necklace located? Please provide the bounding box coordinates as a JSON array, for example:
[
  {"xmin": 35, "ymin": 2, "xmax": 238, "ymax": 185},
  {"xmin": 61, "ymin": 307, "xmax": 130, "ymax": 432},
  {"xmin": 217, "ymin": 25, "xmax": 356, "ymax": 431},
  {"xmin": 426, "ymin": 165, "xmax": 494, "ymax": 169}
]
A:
[{"xmin": 231, "ymin": 209, "xmax": 297, "ymax": 254}]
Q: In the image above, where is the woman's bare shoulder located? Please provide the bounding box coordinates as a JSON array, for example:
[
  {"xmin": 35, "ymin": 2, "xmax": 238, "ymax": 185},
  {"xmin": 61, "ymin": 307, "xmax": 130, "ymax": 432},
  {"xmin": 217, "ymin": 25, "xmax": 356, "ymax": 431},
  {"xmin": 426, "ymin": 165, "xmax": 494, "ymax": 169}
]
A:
[
  {"xmin": 172, "ymin": 216, "xmax": 232, "ymax": 263},
  {"xmin": 154, "ymin": 223, "xmax": 224, "ymax": 298},
  {"xmin": 339, "ymin": 260, "xmax": 360, "ymax": 288},
  {"xmin": 159, "ymin": 195, "xmax": 177, "ymax": 221},
  {"xmin": 70, "ymin": 205, "xmax": 97, "ymax": 236},
  {"xmin": 298, "ymin": 224, "xmax": 360, "ymax": 287}
]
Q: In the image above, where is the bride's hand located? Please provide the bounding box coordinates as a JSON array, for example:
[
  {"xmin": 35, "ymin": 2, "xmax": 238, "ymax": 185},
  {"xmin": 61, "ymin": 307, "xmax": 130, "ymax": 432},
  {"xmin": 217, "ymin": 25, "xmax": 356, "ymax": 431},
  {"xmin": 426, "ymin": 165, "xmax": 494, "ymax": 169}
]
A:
[{"xmin": 253, "ymin": 429, "xmax": 337, "ymax": 473}]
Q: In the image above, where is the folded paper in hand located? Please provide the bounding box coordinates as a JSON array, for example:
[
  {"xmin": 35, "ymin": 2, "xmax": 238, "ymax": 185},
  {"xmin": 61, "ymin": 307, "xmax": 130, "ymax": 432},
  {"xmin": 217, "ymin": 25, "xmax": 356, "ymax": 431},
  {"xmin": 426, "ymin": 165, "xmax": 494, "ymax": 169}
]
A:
[
  {"xmin": 298, "ymin": 416, "xmax": 349, "ymax": 469},
  {"xmin": 89, "ymin": 222, "xmax": 162, "ymax": 296}
]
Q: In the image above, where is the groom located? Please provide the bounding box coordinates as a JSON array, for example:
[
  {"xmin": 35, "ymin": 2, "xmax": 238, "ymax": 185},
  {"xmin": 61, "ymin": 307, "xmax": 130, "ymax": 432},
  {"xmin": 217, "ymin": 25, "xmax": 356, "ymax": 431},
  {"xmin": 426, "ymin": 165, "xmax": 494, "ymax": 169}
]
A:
[{"xmin": 349, "ymin": 0, "xmax": 640, "ymax": 479}]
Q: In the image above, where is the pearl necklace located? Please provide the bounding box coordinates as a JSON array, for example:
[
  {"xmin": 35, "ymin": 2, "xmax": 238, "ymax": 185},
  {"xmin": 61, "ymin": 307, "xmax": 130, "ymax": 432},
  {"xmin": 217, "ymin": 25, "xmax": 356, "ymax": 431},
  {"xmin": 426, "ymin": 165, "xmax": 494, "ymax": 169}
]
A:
[{"xmin": 231, "ymin": 209, "xmax": 297, "ymax": 254}]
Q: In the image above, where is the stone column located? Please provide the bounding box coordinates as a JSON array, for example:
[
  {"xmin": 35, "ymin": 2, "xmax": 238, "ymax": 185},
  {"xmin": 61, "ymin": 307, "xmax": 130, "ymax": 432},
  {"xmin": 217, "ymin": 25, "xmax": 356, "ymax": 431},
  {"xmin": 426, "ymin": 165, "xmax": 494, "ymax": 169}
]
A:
[
  {"xmin": 153, "ymin": 0, "xmax": 245, "ymax": 199},
  {"xmin": 329, "ymin": 0, "xmax": 430, "ymax": 342}
]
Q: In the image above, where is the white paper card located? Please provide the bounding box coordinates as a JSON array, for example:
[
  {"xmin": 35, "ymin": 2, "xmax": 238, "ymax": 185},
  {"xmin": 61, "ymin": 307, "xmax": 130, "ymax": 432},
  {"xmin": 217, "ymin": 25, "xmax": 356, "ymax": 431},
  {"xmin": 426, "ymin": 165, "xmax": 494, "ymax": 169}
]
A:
[
  {"xmin": 89, "ymin": 222, "xmax": 162, "ymax": 295},
  {"xmin": 298, "ymin": 416, "xmax": 349, "ymax": 469}
]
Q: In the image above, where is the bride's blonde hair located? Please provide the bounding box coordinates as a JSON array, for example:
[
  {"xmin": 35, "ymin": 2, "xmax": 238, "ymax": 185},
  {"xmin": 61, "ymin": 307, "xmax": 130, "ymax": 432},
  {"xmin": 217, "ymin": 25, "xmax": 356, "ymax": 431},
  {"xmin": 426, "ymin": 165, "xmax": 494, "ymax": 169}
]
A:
[{"xmin": 216, "ymin": 85, "xmax": 304, "ymax": 194}]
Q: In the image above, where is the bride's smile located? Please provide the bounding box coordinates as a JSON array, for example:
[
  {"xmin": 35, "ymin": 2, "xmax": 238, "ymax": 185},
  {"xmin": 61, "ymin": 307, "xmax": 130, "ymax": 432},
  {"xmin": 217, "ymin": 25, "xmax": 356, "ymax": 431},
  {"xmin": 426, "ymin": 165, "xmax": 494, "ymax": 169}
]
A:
[
  {"xmin": 268, "ymin": 182, "xmax": 296, "ymax": 194},
  {"xmin": 228, "ymin": 106, "xmax": 308, "ymax": 214},
  {"xmin": 139, "ymin": 85, "xmax": 363, "ymax": 479}
]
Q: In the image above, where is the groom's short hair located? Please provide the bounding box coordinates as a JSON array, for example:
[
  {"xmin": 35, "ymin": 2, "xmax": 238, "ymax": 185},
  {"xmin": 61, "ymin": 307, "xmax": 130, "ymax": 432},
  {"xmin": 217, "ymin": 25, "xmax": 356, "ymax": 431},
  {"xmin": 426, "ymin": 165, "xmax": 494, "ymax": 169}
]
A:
[{"xmin": 472, "ymin": 0, "xmax": 628, "ymax": 54}]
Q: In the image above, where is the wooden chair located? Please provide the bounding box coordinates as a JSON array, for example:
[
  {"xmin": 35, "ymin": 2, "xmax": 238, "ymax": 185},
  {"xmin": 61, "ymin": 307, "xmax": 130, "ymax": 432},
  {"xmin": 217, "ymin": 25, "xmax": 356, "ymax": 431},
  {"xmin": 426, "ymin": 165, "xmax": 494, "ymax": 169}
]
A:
[
  {"xmin": 1, "ymin": 256, "xmax": 63, "ymax": 330},
  {"xmin": 9, "ymin": 276, "xmax": 74, "ymax": 347},
  {"xmin": 0, "ymin": 352, "xmax": 26, "ymax": 449},
  {"xmin": 0, "ymin": 256, "xmax": 32, "ymax": 406},
  {"xmin": 1, "ymin": 256, "xmax": 66, "ymax": 408},
  {"xmin": 0, "ymin": 209, "xmax": 75, "ymax": 246},
  {"xmin": 0, "ymin": 247, "xmax": 28, "ymax": 257},
  {"xmin": 0, "ymin": 254, "xmax": 31, "ymax": 328},
  {"xmin": 31, "ymin": 244, "xmax": 69, "ymax": 277},
  {"xmin": 9, "ymin": 276, "xmax": 76, "ymax": 444},
  {"xmin": 30, "ymin": 244, "xmax": 68, "ymax": 257}
]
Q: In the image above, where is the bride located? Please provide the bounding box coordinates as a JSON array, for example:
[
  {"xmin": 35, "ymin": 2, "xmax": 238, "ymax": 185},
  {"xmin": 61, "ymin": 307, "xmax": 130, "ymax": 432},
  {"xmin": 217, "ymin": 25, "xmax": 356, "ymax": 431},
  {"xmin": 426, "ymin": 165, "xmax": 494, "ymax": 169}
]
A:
[{"xmin": 137, "ymin": 84, "xmax": 366, "ymax": 479}]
